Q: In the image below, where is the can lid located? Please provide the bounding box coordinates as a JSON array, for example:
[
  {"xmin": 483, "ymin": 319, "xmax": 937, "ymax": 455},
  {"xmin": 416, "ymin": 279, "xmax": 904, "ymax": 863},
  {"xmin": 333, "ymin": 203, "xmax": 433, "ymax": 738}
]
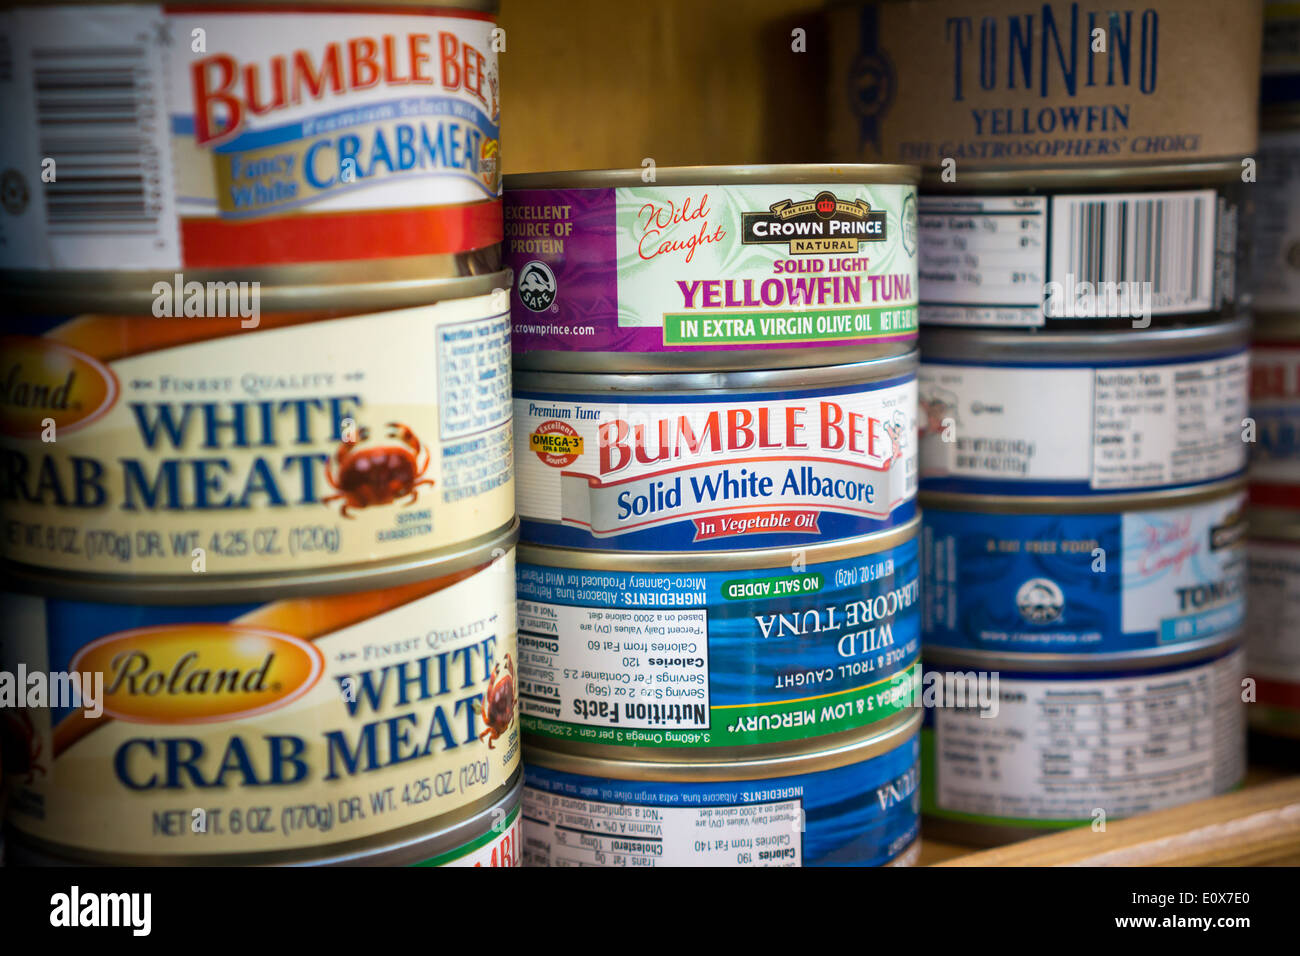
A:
[
  {"xmin": 514, "ymin": 348, "xmax": 917, "ymax": 393},
  {"xmin": 918, "ymin": 477, "xmax": 1247, "ymax": 516},
  {"xmin": 505, "ymin": 163, "xmax": 921, "ymax": 190},
  {"xmin": 2, "ymin": 520, "xmax": 519, "ymax": 605},
  {"xmin": 1254, "ymin": 312, "xmax": 1300, "ymax": 342},
  {"xmin": 519, "ymin": 515, "xmax": 920, "ymax": 572},
  {"xmin": 921, "ymin": 631, "xmax": 1243, "ymax": 673},
  {"xmin": 919, "ymin": 313, "xmax": 1251, "ymax": 363},
  {"xmin": 524, "ymin": 709, "xmax": 920, "ymax": 780},
  {"xmin": 921, "ymin": 158, "xmax": 1246, "ymax": 191},
  {"xmin": 2, "ymin": 262, "xmax": 509, "ymax": 317}
]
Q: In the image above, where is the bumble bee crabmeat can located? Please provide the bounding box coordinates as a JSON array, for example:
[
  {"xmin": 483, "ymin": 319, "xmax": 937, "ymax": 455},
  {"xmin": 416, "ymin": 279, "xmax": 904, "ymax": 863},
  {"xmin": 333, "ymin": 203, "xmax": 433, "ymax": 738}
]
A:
[
  {"xmin": 514, "ymin": 355, "xmax": 917, "ymax": 552},
  {"xmin": 0, "ymin": 529, "xmax": 519, "ymax": 863},
  {"xmin": 521, "ymin": 712, "xmax": 920, "ymax": 867},
  {"xmin": 1247, "ymin": 510, "xmax": 1300, "ymax": 739},
  {"xmin": 1251, "ymin": 315, "xmax": 1300, "ymax": 505},
  {"xmin": 828, "ymin": 0, "xmax": 1262, "ymax": 168},
  {"xmin": 1253, "ymin": 111, "xmax": 1300, "ymax": 313},
  {"xmin": 919, "ymin": 318, "xmax": 1251, "ymax": 496},
  {"xmin": 0, "ymin": 275, "xmax": 513, "ymax": 578},
  {"xmin": 921, "ymin": 482, "xmax": 1248, "ymax": 658},
  {"xmin": 921, "ymin": 641, "xmax": 1246, "ymax": 845},
  {"xmin": 916, "ymin": 163, "xmax": 1245, "ymax": 329},
  {"xmin": 505, "ymin": 165, "xmax": 920, "ymax": 371},
  {"xmin": 0, "ymin": 1, "xmax": 502, "ymax": 286},
  {"xmin": 516, "ymin": 519, "xmax": 920, "ymax": 756}
]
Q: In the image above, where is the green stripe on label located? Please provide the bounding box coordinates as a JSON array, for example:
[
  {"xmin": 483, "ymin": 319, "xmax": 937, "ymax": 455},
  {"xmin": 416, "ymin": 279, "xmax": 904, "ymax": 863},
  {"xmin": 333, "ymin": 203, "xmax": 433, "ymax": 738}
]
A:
[
  {"xmin": 661, "ymin": 306, "xmax": 917, "ymax": 345},
  {"xmin": 721, "ymin": 572, "xmax": 823, "ymax": 601},
  {"xmin": 413, "ymin": 804, "xmax": 520, "ymax": 867}
]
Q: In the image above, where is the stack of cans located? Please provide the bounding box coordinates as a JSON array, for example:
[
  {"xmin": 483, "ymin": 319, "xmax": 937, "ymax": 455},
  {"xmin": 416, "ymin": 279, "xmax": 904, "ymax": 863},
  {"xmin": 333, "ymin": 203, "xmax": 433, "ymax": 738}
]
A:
[
  {"xmin": 828, "ymin": 0, "xmax": 1263, "ymax": 844},
  {"xmin": 505, "ymin": 164, "xmax": 926, "ymax": 866},
  {"xmin": 0, "ymin": 1, "xmax": 522, "ymax": 867},
  {"xmin": 1247, "ymin": 1, "xmax": 1300, "ymax": 747}
]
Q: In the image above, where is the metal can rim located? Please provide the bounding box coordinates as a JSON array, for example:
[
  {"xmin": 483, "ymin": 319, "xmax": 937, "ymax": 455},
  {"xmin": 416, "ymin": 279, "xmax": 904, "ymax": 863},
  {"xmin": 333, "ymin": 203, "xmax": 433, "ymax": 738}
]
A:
[
  {"xmin": 504, "ymin": 163, "xmax": 922, "ymax": 190},
  {"xmin": 514, "ymin": 348, "xmax": 918, "ymax": 393},
  {"xmin": 1250, "ymin": 507, "xmax": 1300, "ymax": 542},
  {"xmin": 2, "ymin": 265, "xmax": 509, "ymax": 317},
  {"xmin": 921, "ymin": 630, "xmax": 1243, "ymax": 673},
  {"xmin": 918, "ymin": 476, "xmax": 1247, "ymax": 515},
  {"xmin": 518, "ymin": 514, "xmax": 920, "ymax": 572},
  {"xmin": 2, "ymin": 519, "xmax": 519, "ymax": 605},
  {"xmin": 1254, "ymin": 311, "xmax": 1300, "ymax": 342},
  {"xmin": 2, "ymin": 0, "xmax": 498, "ymax": 9},
  {"xmin": 920, "ymin": 158, "xmax": 1246, "ymax": 191},
  {"xmin": 919, "ymin": 313, "xmax": 1251, "ymax": 363},
  {"xmin": 523, "ymin": 709, "xmax": 920, "ymax": 781},
  {"xmin": 1262, "ymin": 104, "xmax": 1300, "ymax": 131}
]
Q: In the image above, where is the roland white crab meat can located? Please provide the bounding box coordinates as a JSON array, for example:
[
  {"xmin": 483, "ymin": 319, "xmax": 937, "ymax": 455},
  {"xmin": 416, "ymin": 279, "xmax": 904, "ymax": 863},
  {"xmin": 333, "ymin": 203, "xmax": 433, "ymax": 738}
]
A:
[{"xmin": 514, "ymin": 353, "xmax": 918, "ymax": 552}]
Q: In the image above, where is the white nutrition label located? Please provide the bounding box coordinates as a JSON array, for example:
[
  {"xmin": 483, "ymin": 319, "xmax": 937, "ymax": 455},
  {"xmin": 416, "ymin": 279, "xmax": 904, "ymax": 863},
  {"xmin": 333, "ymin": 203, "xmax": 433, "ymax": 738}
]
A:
[
  {"xmin": 933, "ymin": 650, "xmax": 1245, "ymax": 821},
  {"xmin": 1247, "ymin": 540, "xmax": 1300, "ymax": 683},
  {"xmin": 516, "ymin": 599, "xmax": 710, "ymax": 728},
  {"xmin": 918, "ymin": 353, "xmax": 1249, "ymax": 489},
  {"xmin": 919, "ymin": 190, "xmax": 1219, "ymax": 325},
  {"xmin": 522, "ymin": 789, "xmax": 803, "ymax": 867}
]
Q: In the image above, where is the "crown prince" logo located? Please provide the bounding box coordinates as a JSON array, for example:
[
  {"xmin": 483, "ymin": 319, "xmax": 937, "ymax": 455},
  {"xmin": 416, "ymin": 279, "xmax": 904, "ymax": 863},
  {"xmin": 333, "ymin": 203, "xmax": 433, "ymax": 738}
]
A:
[{"xmin": 741, "ymin": 190, "xmax": 888, "ymax": 255}]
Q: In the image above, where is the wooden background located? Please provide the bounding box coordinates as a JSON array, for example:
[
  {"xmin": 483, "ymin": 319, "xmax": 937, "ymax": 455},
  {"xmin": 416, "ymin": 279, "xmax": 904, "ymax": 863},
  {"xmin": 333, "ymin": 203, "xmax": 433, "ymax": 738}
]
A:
[{"xmin": 498, "ymin": 0, "xmax": 826, "ymax": 173}]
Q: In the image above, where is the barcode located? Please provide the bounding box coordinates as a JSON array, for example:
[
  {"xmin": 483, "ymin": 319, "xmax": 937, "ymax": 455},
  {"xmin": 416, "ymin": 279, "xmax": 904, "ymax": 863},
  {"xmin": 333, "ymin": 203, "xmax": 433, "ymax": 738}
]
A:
[
  {"xmin": 33, "ymin": 43, "xmax": 165, "ymax": 236},
  {"xmin": 1050, "ymin": 191, "xmax": 1217, "ymax": 315}
]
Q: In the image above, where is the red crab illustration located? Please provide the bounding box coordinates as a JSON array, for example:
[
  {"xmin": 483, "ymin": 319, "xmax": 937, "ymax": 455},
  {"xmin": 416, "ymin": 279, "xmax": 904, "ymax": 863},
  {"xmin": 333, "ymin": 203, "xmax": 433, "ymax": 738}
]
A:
[
  {"xmin": 323, "ymin": 422, "xmax": 435, "ymax": 517},
  {"xmin": 0, "ymin": 710, "xmax": 45, "ymax": 785},
  {"xmin": 476, "ymin": 654, "xmax": 515, "ymax": 750}
]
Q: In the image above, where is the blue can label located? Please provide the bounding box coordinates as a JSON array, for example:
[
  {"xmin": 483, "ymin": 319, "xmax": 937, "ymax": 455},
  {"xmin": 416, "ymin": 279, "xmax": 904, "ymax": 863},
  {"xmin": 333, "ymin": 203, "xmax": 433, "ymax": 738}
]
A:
[
  {"xmin": 515, "ymin": 375, "xmax": 918, "ymax": 551},
  {"xmin": 517, "ymin": 535, "xmax": 920, "ymax": 749},
  {"xmin": 921, "ymin": 491, "xmax": 1247, "ymax": 654},
  {"xmin": 522, "ymin": 727, "xmax": 919, "ymax": 867}
]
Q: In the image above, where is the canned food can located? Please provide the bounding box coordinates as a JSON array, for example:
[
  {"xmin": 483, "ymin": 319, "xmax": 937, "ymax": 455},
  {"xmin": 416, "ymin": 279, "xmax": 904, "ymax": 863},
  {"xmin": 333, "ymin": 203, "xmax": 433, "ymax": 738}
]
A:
[
  {"xmin": 1247, "ymin": 509, "xmax": 1300, "ymax": 739},
  {"xmin": 0, "ymin": 273, "xmax": 514, "ymax": 580},
  {"xmin": 1255, "ymin": 110, "xmax": 1300, "ymax": 314},
  {"xmin": 514, "ymin": 353, "xmax": 918, "ymax": 552},
  {"xmin": 920, "ymin": 317, "xmax": 1251, "ymax": 496},
  {"xmin": 6, "ymin": 775, "xmax": 523, "ymax": 867},
  {"xmin": 505, "ymin": 165, "xmax": 920, "ymax": 371},
  {"xmin": 521, "ymin": 711, "xmax": 920, "ymax": 867},
  {"xmin": 0, "ymin": 525, "xmax": 520, "ymax": 864},
  {"xmin": 920, "ymin": 481, "xmax": 1248, "ymax": 659},
  {"xmin": 1264, "ymin": 0, "xmax": 1300, "ymax": 105},
  {"xmin": 921, "ymin": 638, "xmax": 1247, "ymax": 845},
  {"xmin": 516, "ymin": 518, "xmax": 920, "ymax": 758},
  {"xmin": 827, "ymin": 0, "xmax": 1263, "ymax": 168},
  {"xmin": 0, "ymin": 1, "xmax": 502, "ymax": 301},
  {"xmin": 1251, "ymin": 314, "xmax": 1300, "ymax": 507},
  {"xmin": 915, "ymin": 163, "xmax": 1246, "ymax": 328}
]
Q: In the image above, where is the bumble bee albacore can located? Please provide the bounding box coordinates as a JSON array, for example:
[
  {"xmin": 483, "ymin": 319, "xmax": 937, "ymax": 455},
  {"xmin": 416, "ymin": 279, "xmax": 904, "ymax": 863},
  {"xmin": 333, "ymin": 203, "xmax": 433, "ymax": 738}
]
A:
[
  {"xmin": 921, "ymin": 637, "xmax": 1247, "ymax": 846},
  {"xmin": 0, "ymin": 1, "xmax": 502, "ymax": 304},
  {"xmin": 1254, "ymin": 109, "xmax": 1300, "ymax": 313},
  {"xmin": 0, "ymin": 524, "xmax": 519, "ymax": 864},
  {"xmin": 516, "ymin": 518, "xmax": 920, "ymax": 758},
  {"xmin": 1252, "ymin": 317, "xmax": 1300, "ymax": 508},
  {"xmin": 514, "ymin": 353, "xmax": 917, "ymax": 552},
  {"xmin": 921, "ymin": 480, "xmax": 1248, "ymax": 658},
  {"xmin": 919, "ymin": 317, "xmax": 1251, "ymax": 496},
  {"xmin": 916, "ymin": 163, "xmax": 1246, "ymax": 329},
  {"xmin": 521, "ymin": 711, "xmax": 920, "ymax": 867},
  {"xmin": 0, "ymin": 273, "xmax": 514, "ymax": 579},
  {"xmin": 1247, "ymin": 508, "xmax": 1300, "ymax": 740},
  {"xmin": 505, "ymin": 165, "xmax": 920, "ymax": 371}
]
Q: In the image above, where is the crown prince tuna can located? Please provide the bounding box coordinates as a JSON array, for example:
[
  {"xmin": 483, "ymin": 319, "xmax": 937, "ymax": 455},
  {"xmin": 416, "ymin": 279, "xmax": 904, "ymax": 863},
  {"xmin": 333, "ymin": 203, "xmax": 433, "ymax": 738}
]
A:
[
  {"xmin": 505, "ymin": 165, "xmax": 920, "ymax": 371},
  {"xmin": 514, "ymin": 354, "xmax": 918, "ymax": 552},
  {"xmin": 0, "ymin": 274, "xmax": 514, "ymax": 579},
  {"xmin": 0, "ymin": 527, "xmax": 519, "ymax": 864},
  {"xmin": 0, "ymin": 1, "xmax": 501, "ymax": 283}
]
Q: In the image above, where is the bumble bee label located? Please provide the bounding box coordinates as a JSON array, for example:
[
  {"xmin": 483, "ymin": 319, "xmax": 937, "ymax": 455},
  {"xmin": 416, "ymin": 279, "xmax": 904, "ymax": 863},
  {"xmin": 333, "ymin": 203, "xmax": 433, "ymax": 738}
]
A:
[
  {"xmin": 1254, "ymin": 128, "xmax": 1300, "ymax": 311},
  {"xmin": 0, "ymin": 4, "xmax": 501, "ymax": 271},
  {"xmin": 0, "ymin": 547, "xmax": 519, "ymax": 859},
  {"xmin": 516, "ymin": 534, "xmax": 920, "ymax": 750},
  {"xmin": 921, "ymin": 490, "xmax": 1248, "ymax": 655},
  {"xmin": 922, "ymin": 648, "xmax": 1246, "ymax": 826},
  {"xmin": 1251, "ymin": 341, "xmax": 1300, "ymax": 501},
  {"xmin": 515, "ymin": 375, "xmax": 918, "ymax": 551},
  {"xmin": 522, "ymin": 729, "xmax": 919, "ymax": 867},
  {"xmin": 919, "ymin": 349, "xmax": 1250, "ymax": 495},
  {"xmin": 0, "ymin": 294, "xmax": 513, "ymax": 576},
  {"xmin": 507, "ymin": 181, "xmax": 918, "ymax": 360}
]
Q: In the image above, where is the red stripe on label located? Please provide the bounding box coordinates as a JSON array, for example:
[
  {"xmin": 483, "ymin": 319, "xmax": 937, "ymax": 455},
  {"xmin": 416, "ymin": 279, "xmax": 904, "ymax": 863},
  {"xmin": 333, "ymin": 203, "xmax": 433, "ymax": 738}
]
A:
[
  {"xmin": 1258, "ymin": 678, "xmax": 1300, "ymax": 709},
  {"xmin": 1249, "ymin": 484, "xmax": 1300, "ymax": 509},
  {"xmin": 179, "ymin": 201, "xmax": 502, "ymax": 267}
]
